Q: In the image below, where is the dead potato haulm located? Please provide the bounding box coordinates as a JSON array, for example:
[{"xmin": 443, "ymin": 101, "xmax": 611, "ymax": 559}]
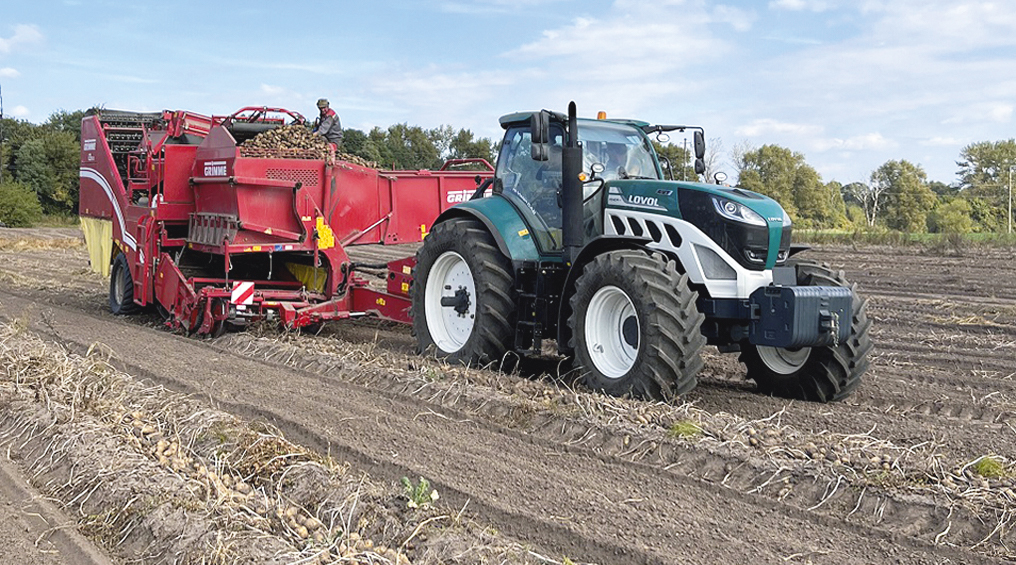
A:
[
  {"xmin": 0, "ymin": 323, "xmax": 529, "ymax": 564},
  {"xmin": 1, "ymin": 234, "xmax": 1016, "ymax": 564}
]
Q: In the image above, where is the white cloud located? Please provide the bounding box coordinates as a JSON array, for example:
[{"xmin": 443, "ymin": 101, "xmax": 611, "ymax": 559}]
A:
[
  {"xmin": 921, "ymin": 136, "xmax": 961, "ymax": 147},
  {"xmin": 0, "ymin": 67, "xmax": 19, "ymax": 78},
  {"xmin": 0, "ymin": 24, "xmax": 44, "ymax": 54},
  {"xmin": 769, "ymin": 0, "xmax": 834, "ymax": 12},
  {"xmin": 815, "ymin": 132, "xmax": 896, "ymax": 151},
  {"xmin": 712, "ymin": 5, "xmax": 757, "ymax": 32},
  {"xmin": 260, "ymin": 84, "xmax": 289, "ymax": 96},
  {"xmin": 942, "ymin": 102, "xmax": 1015, "ymax": 126},
  {"xmin": 440, "ymin": 0, "xmax": 565, "ymax": 14},
  {"xmin": 989, "ymin": 104, "xmax": 1013, "ymax": 123},
  {"xmin": 11, "ymin": 105, "xmax": 30, "ymax": 118},
  {"xmin": 735, "ymin": 118, "xmax": 822, "ymax": 137}
]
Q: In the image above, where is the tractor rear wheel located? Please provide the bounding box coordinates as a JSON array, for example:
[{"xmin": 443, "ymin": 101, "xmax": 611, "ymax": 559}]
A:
[
  {"xmin": 739, "ymin": 259, "xmax": 872, "ymax": 402},
  {"xmin": 411, "ymin": 218, "xmax": 516, "ymax": 368},
  {"xmin": 568, "ymin": 249, "xmax": 705, "ymax": 399},
  {"xmin": 109, "ymin": 252, "xmax": 138, "ymax": 315}
]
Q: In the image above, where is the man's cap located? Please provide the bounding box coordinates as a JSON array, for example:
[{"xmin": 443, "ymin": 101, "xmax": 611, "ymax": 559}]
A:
[{"xmin": 316, "ymin": 98, "xmax": 329, "ymax": 108}]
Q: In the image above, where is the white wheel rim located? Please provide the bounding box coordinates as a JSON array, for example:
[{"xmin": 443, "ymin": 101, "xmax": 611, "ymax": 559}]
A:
[
  {"xmin": 757, "ymin": 346, "xmax": 811, "ymax": 375},
  {"xmin": 584, "ymin": 285, "xmax": 639, "ymax": 379},
  {"xmin": 425, "ymin": 251, "xmax": 476, "ymax": 353}
]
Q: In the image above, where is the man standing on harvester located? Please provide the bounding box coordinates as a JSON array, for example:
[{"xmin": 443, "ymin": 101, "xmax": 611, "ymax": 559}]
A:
[{"xmin": 312, "ymin": 98, "xmax": 343, "ymax": 147}]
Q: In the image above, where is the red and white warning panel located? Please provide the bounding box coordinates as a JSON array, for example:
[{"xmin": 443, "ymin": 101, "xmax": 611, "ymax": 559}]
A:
[{"xmin": 231, "ymin": 281, "xmax": 255, "ymax": 305}]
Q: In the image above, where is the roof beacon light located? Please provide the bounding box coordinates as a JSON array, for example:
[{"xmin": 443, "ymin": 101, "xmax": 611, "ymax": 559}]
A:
[{"xmin": 597, "ymin": 111, "xmax": 607, "ymax": 120}]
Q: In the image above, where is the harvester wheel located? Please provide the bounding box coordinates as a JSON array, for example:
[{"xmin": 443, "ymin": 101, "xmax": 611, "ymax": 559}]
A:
[
  {"xmin": 568, "ymin": 249, "xmax": 705, "ymax": 399},
  {"xmin": 412, "ymin": 218, "xmax": 516, "ymax": 368},
  {"xmin": 109, "ymin": 253, "xmax": 138, "ymax": 315},
  {"xmin": 740, "ymin": 259, "xmax": 872, "ymax": 402}
]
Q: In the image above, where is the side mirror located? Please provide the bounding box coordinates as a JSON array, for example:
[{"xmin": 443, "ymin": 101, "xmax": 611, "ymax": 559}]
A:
[
  {"xmin": 694, "ymin": 130, "xmax": 706, "ymax": 160},
  {"xmin": 531, "ymin": 111, "xmax": 551, "ymax": 161},
  {"xmin": 695, "ymin": 159, "xmax": 705, "ymax": 175}
]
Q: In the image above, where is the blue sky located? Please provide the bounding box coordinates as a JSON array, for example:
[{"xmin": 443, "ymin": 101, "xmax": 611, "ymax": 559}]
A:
[{"xmin": 2, "ymin": 0, "xmax": 1014, "ymax": 185}]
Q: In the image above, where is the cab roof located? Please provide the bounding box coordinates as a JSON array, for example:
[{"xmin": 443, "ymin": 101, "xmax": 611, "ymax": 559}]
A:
[{"xmin": 498, "ymin": 111, "xmax": 650, "ymax": 131}]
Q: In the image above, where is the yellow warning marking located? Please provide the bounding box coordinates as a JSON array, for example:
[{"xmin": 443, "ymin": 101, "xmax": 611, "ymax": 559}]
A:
[
  {"xmin": 253, "ymin": 245, "xmax": 262, "ymax": 252},
  {"xmin": 402, "ymin": 265, "xmax": 412, "ymax": 275},
  {"xmin": 376, "ymin": 297, "xmax": 387, "ymax": 306},
  {"xmin": 401, "ymin": 282, "xmax": 410, "ymax": 293},
  {"xmin": 518, "ymin": 229, "xmax": 530, "ymax": 237},
  {"xmin": 316, "ymin": 217, "xmax": 335, "ymax": 250}
]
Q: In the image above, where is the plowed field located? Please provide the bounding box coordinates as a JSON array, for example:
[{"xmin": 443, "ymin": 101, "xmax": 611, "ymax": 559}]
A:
[{"xmin": 1, "ymin": 228, "xmax": 1015, "ymax": 564}]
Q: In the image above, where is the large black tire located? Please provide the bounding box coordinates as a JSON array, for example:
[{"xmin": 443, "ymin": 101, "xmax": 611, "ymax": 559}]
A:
[
  {"xmin": 411, "ymin": 218, "xmax": 516, "ymax": 368},
  {"xmin": 739, "ymin": 259, "xmax": 872, "ymax": 402},
  {"xmin": 109, "ymin": 252, "xmax": 138, "ymax": 315},
  {"xmin": 568, "ymin": 250, "xmax": 706, "ymax": 399}
]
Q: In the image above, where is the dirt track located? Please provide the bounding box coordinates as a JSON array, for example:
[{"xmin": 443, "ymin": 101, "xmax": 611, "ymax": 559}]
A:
[{"xmin": 1, "ymin": 229, "xmax": 1015, "ymax": 564}]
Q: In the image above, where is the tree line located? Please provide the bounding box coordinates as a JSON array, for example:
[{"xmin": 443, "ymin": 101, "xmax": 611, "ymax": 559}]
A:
[
  {"xmin": 731, "ymin": 141, "xmax": 1015, "ymax": 234},
  {"xmin": 1, "ymin": 107, "xmax": 1013, "ymax": 235}
]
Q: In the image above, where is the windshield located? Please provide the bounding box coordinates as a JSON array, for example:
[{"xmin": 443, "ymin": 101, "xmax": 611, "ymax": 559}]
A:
[{"xmin": 578, "ymin": 120, "xmax": 660, "ymax": 181}]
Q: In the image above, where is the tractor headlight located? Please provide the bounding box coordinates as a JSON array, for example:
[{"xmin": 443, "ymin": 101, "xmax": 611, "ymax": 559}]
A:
[
  {"xmin": 712, "ymin": 197, "xmax": 766, "ymax": 227},
  {"xmin": 782, "ymin": 208, "xmax": 793, "ymax": 227}
]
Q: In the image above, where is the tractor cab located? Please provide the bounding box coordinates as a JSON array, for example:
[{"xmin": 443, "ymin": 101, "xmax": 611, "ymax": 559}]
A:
[{"xmin": 493, "ymin": 114, "xmax": 665, "ymax": 254}]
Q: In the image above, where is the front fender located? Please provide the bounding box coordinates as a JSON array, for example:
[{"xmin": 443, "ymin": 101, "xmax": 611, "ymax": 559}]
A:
[{"xmin": 433, "ymin": 197, "xmax": 542, "ymax": 263}]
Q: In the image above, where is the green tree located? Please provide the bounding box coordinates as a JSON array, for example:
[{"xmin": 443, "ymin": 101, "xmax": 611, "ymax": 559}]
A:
[
  {"xmin": 371, "ymin": 124, "xmax": 441, "ymax": 170},
  {"xmin": 340, "ymin": 128, "xmax": 383, "ymax": 163},
  {"xmin": 822, "ymin": 180, "xmax": 849, "ymax": 228},
  {"xmin": 928, "ymin": 180, "xmax": 957, "ymax": 197},
  {"xmin": 447, "ymin": 129, "xmax": 494, "ymax": 165},
  {"xmin": 652, "ymin": 141, "xmax": 696, "ymax": 181},
  {"xmin": 966, "ymin": 196, "xmax": 1007, "ymax": 233},
  {"xmin": 1, "ymin": 116, "xmax": 37, "ymax": 183},
  {"xmin": 927, "ymin": 198, "xmax": 973, "ymax": 234},
  {"xmin": 871, "ymin": 160, "xmax": 936, "ymax": 232},
  {"xmin": 13, "ymin": 130, "xmax": 80, "ymax": 215},
  {"xmin": 42, "ymin": 108, "xmax": 92, "ymax": 140},
  {"xmin": 956, "ymin": 139, "xmax": 1016, "ymax": 199},
  {"xmin": 735, "ymin": 144, "xmax": 838, "ymax": 227},
  {"xmin": 0, "ymin": 180, "xmax": 43, "ymax": 227}
]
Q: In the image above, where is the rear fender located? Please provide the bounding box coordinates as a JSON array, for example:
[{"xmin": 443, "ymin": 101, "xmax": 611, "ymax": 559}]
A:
[{"xmin": 555, "ymin": 235, "xmax": 653, "ymax": 356}]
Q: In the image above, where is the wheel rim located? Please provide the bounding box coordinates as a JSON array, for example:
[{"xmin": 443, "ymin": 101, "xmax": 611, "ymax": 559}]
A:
[
  {"xmin": 584, "ymin": 285, "xmax": 639, "ymax": 379},
  {"xmin": 425, "ymin": 251, "xmax": 476, "ymax": 353},
  {"xmin": 756, "ymin": 346, "xmax": 811, "ymax": 375}
]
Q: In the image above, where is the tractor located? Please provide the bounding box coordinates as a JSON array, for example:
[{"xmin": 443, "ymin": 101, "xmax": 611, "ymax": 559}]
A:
[{"xmin": 411, "ymin": 102, "xmax": 872, "ymax": 402}]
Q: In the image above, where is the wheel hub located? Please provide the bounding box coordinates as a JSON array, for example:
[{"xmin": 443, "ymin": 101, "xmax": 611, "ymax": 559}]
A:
[{"xmin": 440, "ymin": 286, "xmax": 472, "ymax": 316}]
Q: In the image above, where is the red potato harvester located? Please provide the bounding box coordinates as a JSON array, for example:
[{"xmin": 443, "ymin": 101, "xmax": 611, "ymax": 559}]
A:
[{"xmin": 79, "ymin": 106, "xmax": 492, "ymax": 335}]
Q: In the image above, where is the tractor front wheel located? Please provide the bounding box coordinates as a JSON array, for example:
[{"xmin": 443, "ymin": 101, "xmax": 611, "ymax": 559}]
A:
[
  {"xmin": 568, "ymin": 250, "xmax": 705, "ymax": 399},
  {"xmin": 411, "ymin": 218, "xmax": 516, "ymax": 368},
  {"xmin": 109, "ymin": 252, "xmax": 138, "ymax": 315},
  {"xmin": 739, "ymin": 259, "xmax": 872, "ymax": 402}
]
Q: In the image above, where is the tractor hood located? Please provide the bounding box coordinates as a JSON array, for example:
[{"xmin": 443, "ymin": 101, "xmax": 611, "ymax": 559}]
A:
[{"xmin": 602, "ymin": 179, "xmax": 792, "ymax": 270}]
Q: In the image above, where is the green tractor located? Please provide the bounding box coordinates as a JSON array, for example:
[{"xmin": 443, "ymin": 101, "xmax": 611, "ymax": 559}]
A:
[{"xmin": 411, "ymin": 103, "xmax": 871, "ymax": 402}]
